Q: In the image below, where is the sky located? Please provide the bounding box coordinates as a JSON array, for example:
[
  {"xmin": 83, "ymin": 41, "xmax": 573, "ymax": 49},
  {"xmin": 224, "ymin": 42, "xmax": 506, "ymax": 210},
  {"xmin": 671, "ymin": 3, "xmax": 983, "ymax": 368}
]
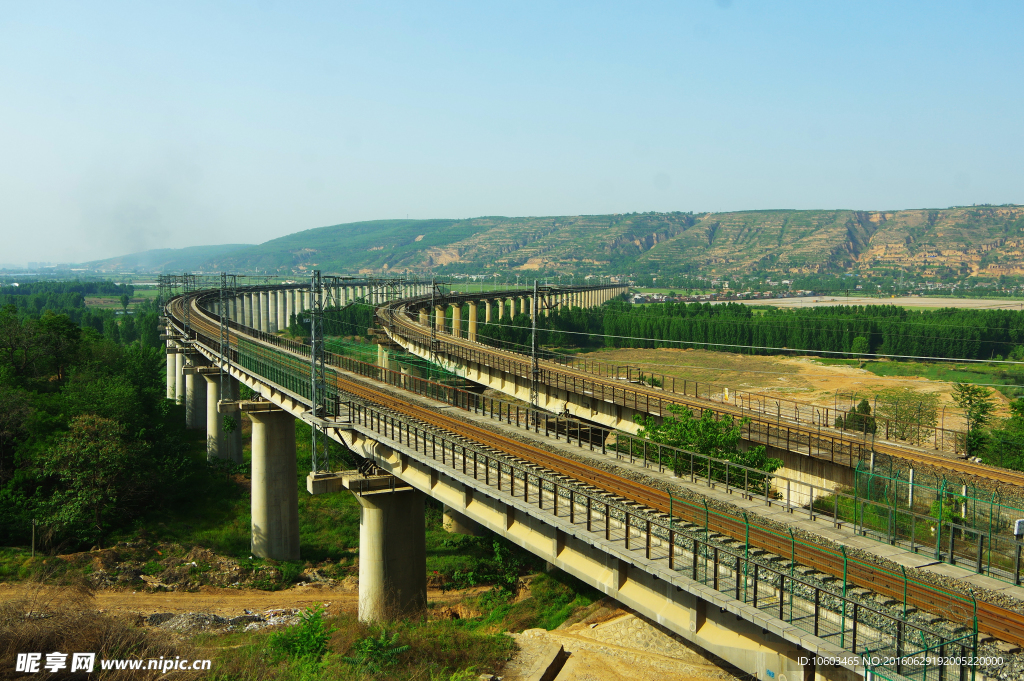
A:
[{"xmin": 1, "ymin": 1, "xmax": 1023, "ymax": 265}]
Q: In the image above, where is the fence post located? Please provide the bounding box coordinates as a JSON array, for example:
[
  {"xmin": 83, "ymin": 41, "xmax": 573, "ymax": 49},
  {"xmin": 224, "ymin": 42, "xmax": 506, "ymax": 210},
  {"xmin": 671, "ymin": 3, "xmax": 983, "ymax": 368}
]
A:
[{"xmin": 840, "ymin": 545, "xmax": 849, "ymax": 648}]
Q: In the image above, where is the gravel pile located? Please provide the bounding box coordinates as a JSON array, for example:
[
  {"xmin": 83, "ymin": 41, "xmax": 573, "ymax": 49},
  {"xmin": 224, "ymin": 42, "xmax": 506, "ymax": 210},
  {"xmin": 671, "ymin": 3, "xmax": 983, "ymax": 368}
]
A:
[{"xmin": 159, "ymin": 612, "xmax": 229, "ymax": 634}]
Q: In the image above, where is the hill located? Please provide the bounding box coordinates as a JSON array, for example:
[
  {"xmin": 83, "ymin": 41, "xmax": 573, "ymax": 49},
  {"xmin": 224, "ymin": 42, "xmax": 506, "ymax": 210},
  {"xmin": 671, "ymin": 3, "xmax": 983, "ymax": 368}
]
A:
[
  {"xmin": 78, "ymin": 206, "xmax": 1024, "ymax": 279},
  {"xmin": 82, "ymin": 244, "xmax": 255, "ymax": 273}
]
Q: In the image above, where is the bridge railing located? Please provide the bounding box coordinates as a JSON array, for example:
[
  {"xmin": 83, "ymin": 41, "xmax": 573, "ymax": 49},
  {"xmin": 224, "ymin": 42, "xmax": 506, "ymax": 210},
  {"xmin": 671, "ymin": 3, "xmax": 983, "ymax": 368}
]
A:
[
  {"xmin": 347, "ymin": 398, "xmax": 975, "ymax": 681},
  {"xmin": 173, "ymin": 291, "xmax": 984, "ymax": 667},
  {"xmin": 183, "ymin": 290, "xmax": 1024, "ymax": 588},
  {"xmin": 391, "ymin": 305, "xmax": 969, "ymax": 456}
]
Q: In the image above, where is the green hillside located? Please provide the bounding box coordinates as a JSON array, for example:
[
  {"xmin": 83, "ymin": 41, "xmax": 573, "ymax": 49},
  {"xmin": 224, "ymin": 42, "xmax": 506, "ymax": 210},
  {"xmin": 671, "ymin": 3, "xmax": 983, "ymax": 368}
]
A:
[
  {"xmin": 83, "ymin": 244, "xmax": 254, "ymax": 273},
  {"xmin": 78, "ymin": 205, "xmax": 1024, "ymax": 280}
]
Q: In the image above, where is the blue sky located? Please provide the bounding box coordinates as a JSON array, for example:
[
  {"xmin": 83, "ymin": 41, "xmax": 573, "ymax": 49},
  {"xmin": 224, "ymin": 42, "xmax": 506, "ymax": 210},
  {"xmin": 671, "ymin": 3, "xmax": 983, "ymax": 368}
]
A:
[{"xmin": 2, "ymin": 1, "xmax": 1022, "ymax": 264}]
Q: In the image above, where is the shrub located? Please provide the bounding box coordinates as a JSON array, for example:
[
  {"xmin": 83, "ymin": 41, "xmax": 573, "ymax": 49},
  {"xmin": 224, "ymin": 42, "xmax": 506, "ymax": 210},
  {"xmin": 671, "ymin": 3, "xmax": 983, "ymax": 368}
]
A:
[
  {"xmin": 268, "ymin": 604, "xmax": 336, "ymax": 662},
  {"xmin": 343, "ymin": 628, "xmax": 410, "ymax": 674}
]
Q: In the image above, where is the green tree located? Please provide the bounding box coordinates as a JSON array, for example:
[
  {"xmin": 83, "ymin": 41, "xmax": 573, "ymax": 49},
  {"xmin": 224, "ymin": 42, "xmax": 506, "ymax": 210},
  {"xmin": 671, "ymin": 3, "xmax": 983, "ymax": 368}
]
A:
[
  {"xmin": 874, "ymin": 388, "xmax": 939, "ymax": 444},
  {"xmin": 119, "ymin": 293, "xmax": 130, "ymax": 313},
  {"xmin": 37, "ymin": 415, "xmax": 143, "ymax": 548},
  {"xmin": 987, "ymin": 398, "xmax": 1024, "ymax": 470},
  {"xmin": 851, "ymin": 336, "xmax": 870, "ymax": 356},
  {"xmin": 952, "ymin": 382, "xmax": 995, "ymax": 456},
  {"xmin": 835, "ymin": 398, "xmax": 877, "ymax": 434},
  {"xmin": 634, "ymin": 404, "xmax": 782, "ymax": 492}
]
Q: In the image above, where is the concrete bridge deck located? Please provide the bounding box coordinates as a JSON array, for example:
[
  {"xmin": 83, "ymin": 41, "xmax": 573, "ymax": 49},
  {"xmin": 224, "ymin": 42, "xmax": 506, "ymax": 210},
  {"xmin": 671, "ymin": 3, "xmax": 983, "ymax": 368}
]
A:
[{"xmin": 161, "ymin": 283, "xmax": 1006, "ymax": 681}]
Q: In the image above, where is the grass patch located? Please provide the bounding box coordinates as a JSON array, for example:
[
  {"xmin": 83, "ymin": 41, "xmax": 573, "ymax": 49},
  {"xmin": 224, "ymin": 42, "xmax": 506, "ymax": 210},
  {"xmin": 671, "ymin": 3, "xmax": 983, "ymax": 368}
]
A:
[
  {"xmin": 863, "ymin": 360, "xmax": 1024, "ymax": 398},
  {"xmin": 463, "ymin": 570, "xmax": 600, "ymax": 634},
  {"xmin": 204, "ymin": 608, "xmax": 514, "ymax": 681}
]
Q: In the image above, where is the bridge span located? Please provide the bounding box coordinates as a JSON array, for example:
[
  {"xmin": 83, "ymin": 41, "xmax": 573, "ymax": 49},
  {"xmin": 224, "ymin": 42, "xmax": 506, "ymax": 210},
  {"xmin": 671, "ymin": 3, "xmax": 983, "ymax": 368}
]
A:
[{"xmin": 162, "ymin": 280, "xmax": 1017, "ymax": 681}]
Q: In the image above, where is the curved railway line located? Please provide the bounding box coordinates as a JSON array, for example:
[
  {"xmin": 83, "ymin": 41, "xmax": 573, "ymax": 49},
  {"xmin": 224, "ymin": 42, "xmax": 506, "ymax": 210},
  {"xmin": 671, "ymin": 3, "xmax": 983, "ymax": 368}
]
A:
[
  {"xmin": 169, "ymin": 290, "xmax": 1024, "ymax": 647},
  {"xmin": 381, "ymin": 295, "xmax": 1024, "ymax": 487}
]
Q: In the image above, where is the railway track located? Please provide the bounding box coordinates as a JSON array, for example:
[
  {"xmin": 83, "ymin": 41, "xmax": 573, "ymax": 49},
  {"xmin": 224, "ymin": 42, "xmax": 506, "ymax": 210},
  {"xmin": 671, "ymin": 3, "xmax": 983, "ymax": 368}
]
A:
[
  {"xmin": 169, "ymin": 292, "xmax": 1024, "ymax": 646},
  {"xmin": 383, "ymin": 297, "xmax": 1024, "ymax": 487}
]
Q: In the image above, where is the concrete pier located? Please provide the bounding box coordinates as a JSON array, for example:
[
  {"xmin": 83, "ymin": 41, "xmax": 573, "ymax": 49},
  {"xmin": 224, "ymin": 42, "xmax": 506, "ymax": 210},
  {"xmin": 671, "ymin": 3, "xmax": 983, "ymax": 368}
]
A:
[
  {"xmin": 276, "ymin": 291, "xmax": 285, "ymax": 333},
  {"xmin": 249, "ymin": 407, "xmax": 300, "ymax": 561},
  {"xmin": 165, "ymin": 346, "xmax": 175, "ymax": 399},
  {"xmin": 204, "ymin": 373, "xmax": 224, "ymax": 460},
  {"xmin": 184, "ymin": 358, "xmax": 208, "ymax": 430},
  {"xmin": 220, "ymin": 375, "xmax": 243, "ymax": 463},
  {"xmin": 268, "ymin": 291, "xmax": 277, "ymax": 333},
  {"xmin": 260, "ymin": 292, "xmax": 270, "ymax": 333},
  {"xmin": 174, "ymin": 352, "xmax": 185, "ymax": 404},
  {"xmin": 355, "ymin": 486, "xmax": 427, "ymax": 621}
]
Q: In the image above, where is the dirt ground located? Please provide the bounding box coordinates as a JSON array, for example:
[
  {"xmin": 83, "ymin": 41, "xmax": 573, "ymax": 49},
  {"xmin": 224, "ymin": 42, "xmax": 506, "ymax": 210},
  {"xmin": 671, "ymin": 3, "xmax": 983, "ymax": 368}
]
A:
[
  {"xmin": 578, "ymin": 347, "xmax": 1012, "ymax": 429},
  {"xmin": 504, "ymin": 598, "xmax": 743, "ymax": 681},
  {"xmin": 0, "ymin": 581, "xmax": 484, "ymax": 620}
]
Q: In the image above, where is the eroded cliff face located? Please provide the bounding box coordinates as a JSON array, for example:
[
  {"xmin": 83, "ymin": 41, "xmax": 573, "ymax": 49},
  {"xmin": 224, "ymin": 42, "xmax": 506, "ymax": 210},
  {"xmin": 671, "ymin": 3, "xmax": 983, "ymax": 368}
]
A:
[{"xmin": 192, "ymin": 206, "xmax": 1024, "ymax": 277}]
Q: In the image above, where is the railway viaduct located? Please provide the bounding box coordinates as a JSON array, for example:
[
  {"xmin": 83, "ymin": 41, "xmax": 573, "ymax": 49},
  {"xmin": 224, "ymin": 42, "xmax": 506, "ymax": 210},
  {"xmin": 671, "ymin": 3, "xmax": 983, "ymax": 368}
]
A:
[{"xmin": 163, "ymin": 279, "xmax": 1001, "ymax": 681}]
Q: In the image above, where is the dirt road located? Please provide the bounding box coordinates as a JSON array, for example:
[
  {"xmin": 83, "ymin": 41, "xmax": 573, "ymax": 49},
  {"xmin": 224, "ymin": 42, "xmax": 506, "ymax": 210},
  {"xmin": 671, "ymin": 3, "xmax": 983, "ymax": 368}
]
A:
[{"xmin": 0, "ymin": 582, "xmax": 482, "ymax": 619}]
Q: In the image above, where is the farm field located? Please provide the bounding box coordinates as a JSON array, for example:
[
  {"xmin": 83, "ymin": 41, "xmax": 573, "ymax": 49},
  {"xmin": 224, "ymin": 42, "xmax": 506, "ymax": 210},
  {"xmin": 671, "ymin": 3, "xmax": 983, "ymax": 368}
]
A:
[{"xmin": 573, "ymin": 347, "xmax": 1018, "ymax": 431}]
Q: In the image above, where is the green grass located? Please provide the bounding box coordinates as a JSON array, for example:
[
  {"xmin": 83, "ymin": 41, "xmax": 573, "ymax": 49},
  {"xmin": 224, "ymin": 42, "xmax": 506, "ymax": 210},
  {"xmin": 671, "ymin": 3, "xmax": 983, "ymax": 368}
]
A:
[
  {"xmin": 201, "ymin": 608, "xmax": 515, "ymax": 681},
  {"xmin": 814, "ymin": 358, "xmax": 1024, "ymax": 398}
]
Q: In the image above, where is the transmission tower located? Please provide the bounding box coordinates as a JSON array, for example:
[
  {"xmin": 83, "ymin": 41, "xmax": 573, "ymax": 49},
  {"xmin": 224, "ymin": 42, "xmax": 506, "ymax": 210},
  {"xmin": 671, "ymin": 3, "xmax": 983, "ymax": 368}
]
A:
[
  {"xmin": 218, "ymin": 273, "xmax": 236, "ymax": 400},
  {"xmin": 181, "ymin": 272, "xmax": 197, "ymax": 341},
  {"xmin": 530, "ymin": 279, "xmax": 539, "ymax": 409},
  {"xmin": 310, "ymin": 270, "xmax": 330, "ymax": 474}
]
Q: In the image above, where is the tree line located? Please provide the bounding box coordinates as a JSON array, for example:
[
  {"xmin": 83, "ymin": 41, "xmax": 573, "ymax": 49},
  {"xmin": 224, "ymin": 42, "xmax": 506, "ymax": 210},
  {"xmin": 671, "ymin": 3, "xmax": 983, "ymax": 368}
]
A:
[
  {"xmin": 477, "ymin": 300, "xmax": 1024, "ymax": 361},
  {"xmin": 0, "ymin": 287, "xmax": 200, "ymax": 552}
]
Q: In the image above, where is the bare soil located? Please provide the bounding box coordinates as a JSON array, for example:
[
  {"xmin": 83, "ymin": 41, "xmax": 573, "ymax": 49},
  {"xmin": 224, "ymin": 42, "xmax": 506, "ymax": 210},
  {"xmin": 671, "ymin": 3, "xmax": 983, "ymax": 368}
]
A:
[
  {"xmin": 0, "ymin": 581, "xmax": 483, "ymax": 620},
  {"xmin": 578, "ymin": 347, "xmax": 1012, "ymax": 429}
]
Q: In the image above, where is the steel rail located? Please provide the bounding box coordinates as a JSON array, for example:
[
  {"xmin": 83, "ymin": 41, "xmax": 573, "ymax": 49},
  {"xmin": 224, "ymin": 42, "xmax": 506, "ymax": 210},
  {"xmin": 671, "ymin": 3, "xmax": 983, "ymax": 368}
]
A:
[
  {"xmin": 380, "ymin": 296, "xmax": 1024, "ymax": 487},
  {"xmin": 168, "ymin": 290, "xmax": 1024, "ymax": 647}
]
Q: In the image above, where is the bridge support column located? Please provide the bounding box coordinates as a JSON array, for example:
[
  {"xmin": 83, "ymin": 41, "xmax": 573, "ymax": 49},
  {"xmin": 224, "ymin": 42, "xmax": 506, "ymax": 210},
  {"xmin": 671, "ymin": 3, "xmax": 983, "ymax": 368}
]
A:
[
  {"xmin": 497, "ymin": 299, "xmax": 505, "ymax": 321},
  {"xmin": 434, "ymin": 306, "xmax": 445, "ymax": 333},
  {"xmin": 284, "ymin": 290, "xmax": 293, "ymax": 331},
  {"xmin": 355, "ymin": 486, "xmax": 427, "ymax": 621},
  {"xmin": 260, "ymin": 292, "xmax": 270, "ymax": 333},
  {"xmin": 204, "ymin": 374, "xmax": 223, "ymax": 460},
  {"xmin": 484, "ymin": 299, "xmax": 491, "ymax": 323},
  {"xmin": 174, "ymin": 351, "xmax": 185, "ymax": 404},
  {"xmin": 452, "ymin": 304, "xmax": 462, "ymax": 338},
  {"xmin": 276, "ymin": 291, "xmax": 286, "ymax": 333},
  {"xmin": 419, "ymin": 308, "xmax": 428, "ymax": 326},
  {"xmin": 223, "ymin": 377, "xmax": 243, "ymax": 463},
  {"xmin": 467, "ymin": 302, "xmax": 477, "ymax": 341},
  {"xmin": 249, "ymin": 408, "xmax": 300, "ymax": 561},
  {"xmin": 519, "ymin": 297, "xmax": 527, "ymax": 316},
  {"xmin": 165, "ymin": 345, "xmax": 175, "ymax": 399},
  {"xmin": 267, "ymin": 291, "xmax": 277, "ymax": 333},
  {"xmin": 443, "ymin": 505, "xmax": 484, "ymax": 536},
  {"xmin": 184, "ymin": 359, "xmax": 207, "ymax": 430}
]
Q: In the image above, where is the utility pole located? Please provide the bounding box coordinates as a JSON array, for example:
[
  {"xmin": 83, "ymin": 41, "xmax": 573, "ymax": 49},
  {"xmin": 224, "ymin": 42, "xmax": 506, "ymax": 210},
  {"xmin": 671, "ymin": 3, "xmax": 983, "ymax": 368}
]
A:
[
  {"xmin": 530, "ymin": 279, "xmax": 539, "ymax": 410},
  {"xmin": 310, "ymin": 270, "xmax": 329, "ymax": 474},
  {"xmin": 218, "ymin": 273, "xmax": 232, "ymax": 404}
]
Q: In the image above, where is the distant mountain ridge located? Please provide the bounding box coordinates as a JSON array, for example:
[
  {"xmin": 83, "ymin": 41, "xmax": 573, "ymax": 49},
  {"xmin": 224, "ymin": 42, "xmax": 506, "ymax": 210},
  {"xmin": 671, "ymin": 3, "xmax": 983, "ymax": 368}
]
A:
[
  {"xmin": 82, "ymin": 244, "xmax": 255, "ymax": 273},
  {"xmin": 79, "ymin": 206, "xmax": 1024, "ymax": 278}
]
